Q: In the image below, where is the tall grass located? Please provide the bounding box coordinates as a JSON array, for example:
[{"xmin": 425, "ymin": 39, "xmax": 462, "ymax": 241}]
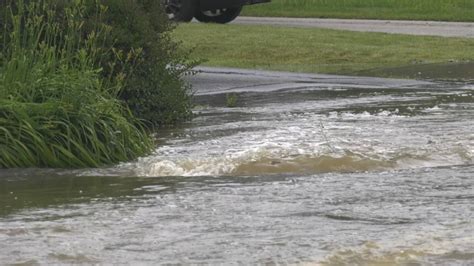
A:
[
  {"xmin": 0, "ymin": 0, "xmax": 152, "ymax": 168},
  {"xmin": 243, "ymin": 0, "xmax": 474, "ymax": 22}
]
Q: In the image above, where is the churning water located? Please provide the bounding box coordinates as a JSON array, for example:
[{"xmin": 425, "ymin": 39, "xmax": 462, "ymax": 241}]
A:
[{"xmin": 1, "ymin": 78, "xmax": 473, "ymax": 264}]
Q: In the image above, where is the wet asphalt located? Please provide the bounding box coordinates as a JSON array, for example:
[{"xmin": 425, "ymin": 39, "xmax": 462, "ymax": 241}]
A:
[{"xmin": 188, "ymin": 67, "xmax": 433, "ymax": 96}]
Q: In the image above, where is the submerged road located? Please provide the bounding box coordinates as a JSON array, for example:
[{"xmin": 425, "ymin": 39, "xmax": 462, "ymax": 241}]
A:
[
  {"xmin": 232, "ymin": 17, "xmax": 474, "ymax": 38},
  {"xmin": 189, "ymin": 66, "xmax": 433, "ymax": 95}
]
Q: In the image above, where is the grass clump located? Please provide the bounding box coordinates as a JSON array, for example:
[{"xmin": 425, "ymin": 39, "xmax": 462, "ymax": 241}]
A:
[
  {"xmin": 242, "ymin": 0, "xmax": 474, "ymax": 22},
  {"xmin": 225, "ymin": 93, "xmax": 238, "ymax": 108},
  {"xmin": 0, "ymin": 0, "xmax": 152, "ymax": 168}
]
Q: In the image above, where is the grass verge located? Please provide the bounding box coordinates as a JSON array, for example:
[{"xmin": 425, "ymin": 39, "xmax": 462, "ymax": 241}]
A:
[
  {"xmin": 174, "ymin": 23, "xmax": 474, "ymax": 78},
  {"xmin": 242, "ymin": 0, "xmax": 474, "ymax": 22}
]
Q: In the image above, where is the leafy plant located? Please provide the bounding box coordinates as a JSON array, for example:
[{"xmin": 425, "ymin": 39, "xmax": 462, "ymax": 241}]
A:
[
  {"xmin": 0, "ymin": 0, "xmax": 152, "ymax": 168},
  {"xmin": 85, "ymin": 0, "xmax": 196, "ymax": 127}
]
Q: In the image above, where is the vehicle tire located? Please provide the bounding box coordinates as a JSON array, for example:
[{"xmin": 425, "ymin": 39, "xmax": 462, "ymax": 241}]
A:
[
  {"xmin": 194, "ymin": 6, "xmax": 243, "ymax": 24},
  {"xmin": 164, "ymin": 0, "xmax": 197, "ymax": 22}
]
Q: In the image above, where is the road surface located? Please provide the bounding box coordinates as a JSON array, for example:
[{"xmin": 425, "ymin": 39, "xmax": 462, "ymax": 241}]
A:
[
  {"xmin": 232, "ymin": 17, "xmax": 474, "ymax": 38},
  {"xmin": 189, "ymin": 67, "xmax": 432, "ymax": 95}
]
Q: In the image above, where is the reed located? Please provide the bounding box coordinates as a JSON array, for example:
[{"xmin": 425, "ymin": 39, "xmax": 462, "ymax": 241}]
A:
[{"xmin": 0, "ymin": 0, "xmax": 152, "ymax": 168}]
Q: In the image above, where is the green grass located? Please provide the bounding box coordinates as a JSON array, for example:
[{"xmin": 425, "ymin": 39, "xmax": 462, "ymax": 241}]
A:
[
  {"xmin": 174, "ymin": 23, "xmax": 474, "ymax": 76},
  {"xmin": 242, "ymin": 0, "xmax": 474, "ymax": 22}
]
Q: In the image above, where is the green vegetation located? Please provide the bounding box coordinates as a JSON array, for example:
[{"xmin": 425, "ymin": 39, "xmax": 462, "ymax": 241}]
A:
[
  {"xmin": 0, "ymin": 0, "xmax": 193, "ymax": 168},
  {"xmin": 242, "ymin": 0, "xmax": 474, "ymax": 22},
  {"xmin": 226, "ymin": 93, "xmax": 238, "ymax": 108},
  {"xmin": 95, "ymin": 0, "xmax": 194, "ymax": 126},
  {"xmin": 0, "ymin": 0, "xmax": 152, "ymax": 168},
  {"xmin": 174, "ymin": 23, "xmax": 474, "ymax": 76}
]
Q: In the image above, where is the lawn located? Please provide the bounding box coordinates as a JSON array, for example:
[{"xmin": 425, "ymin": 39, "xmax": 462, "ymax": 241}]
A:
[
  {"xmin": 174, "ymin": 23, "xmax": 474, "ymax": 77},
  {"xmin": 241, "ymin": 0, "xmax": 474, "ymax": 22}
]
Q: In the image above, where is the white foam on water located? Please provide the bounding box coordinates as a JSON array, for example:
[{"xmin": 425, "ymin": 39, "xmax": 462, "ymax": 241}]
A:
[{"xmin": 124, "ymin": 108, "xmax": 472, "ymax": 177}]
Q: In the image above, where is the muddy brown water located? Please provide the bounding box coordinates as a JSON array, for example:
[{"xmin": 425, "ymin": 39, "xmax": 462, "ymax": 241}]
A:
[{"xmin": 1, "ymin": 78, "xmax": 473, "ymax": 264}]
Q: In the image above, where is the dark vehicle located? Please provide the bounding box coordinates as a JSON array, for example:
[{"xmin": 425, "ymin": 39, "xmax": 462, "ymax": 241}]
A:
[{"xmin": 164, "ymin": 0, "xmax": 271, "ymax": 24}]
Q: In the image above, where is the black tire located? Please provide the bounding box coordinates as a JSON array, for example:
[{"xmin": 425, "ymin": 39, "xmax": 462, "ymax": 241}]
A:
[
  {"xmin": 164, "ymin": 0, "xmax": 197, "ymax": 22},
  {"xmin": 194, "ymin": 6, "xmax": 242, "ymax": 24}
]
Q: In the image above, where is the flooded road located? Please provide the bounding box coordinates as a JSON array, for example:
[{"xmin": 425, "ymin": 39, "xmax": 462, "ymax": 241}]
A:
[{"xmin": 1, "ymin": 68, "xmax": 473, "ymax": 264}]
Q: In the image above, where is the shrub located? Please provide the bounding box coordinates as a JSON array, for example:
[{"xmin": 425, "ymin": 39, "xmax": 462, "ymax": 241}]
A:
[
  {"xmin": 86, "ymin": 0, "xmax": 195, "ymax": 126},
  {"xmin": 2, "ymin": 0, "xmax": 195, "ymax": 126},
  {"xmin": 0, "ymin": 0, "xmax": 152, "ymax": 168}
]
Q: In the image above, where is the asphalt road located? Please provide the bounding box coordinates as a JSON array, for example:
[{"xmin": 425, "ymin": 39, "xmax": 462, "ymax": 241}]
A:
[
  {"xmin": 189, "ymin": 67, "xmax": 432, "ymax": 95},
  {"xmin": 232, "ymin": 17, "xmax": 474, "ymax": 38}
]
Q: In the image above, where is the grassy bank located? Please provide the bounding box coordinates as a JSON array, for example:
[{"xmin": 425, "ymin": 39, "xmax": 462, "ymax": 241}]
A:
[
  {"xmin": 174, "ymin": 23, "xmax": 474, "ymax": 77},
  {"xmin": 242, "ymin": 0, "xmax": 474, "ymax": 22}
]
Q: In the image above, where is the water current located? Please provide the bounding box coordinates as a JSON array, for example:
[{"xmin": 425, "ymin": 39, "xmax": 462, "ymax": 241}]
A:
[{"xmin": 1, "ymin": 78, "xmax": 473, "ymax": 264}]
